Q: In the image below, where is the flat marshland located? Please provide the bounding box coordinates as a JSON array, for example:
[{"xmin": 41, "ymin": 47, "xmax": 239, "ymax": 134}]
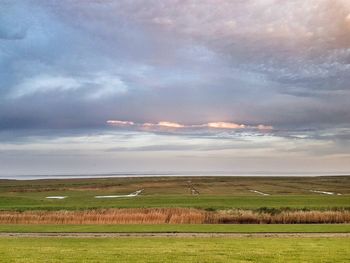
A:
[
  {"xmin": 0, "ymin": 176, "xmax": 349, "ymax": 225},
  {"xmin": 0, "ymin": 176, "xmax": 349, "ymax": 211},
  {"xmin": 0, "ymin": 176, "xmax": 349, "ymax": 262}
]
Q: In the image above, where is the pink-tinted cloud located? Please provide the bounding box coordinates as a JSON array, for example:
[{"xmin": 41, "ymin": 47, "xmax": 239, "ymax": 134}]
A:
[
  {"xmin": 206, "ymin": 122, "xmax": 246, "ymax": 129},
  {"xmin": 256, "ymin": 124, "xmax": 274, "ymax": 131},
  {"xmin": 107, "ymin": 120, "xmax": 272, "ymax": 132},
  {"xmin": 106, "ymin": 120, "xmax": 135, "ymax": 126},
  {"xmin": 157, "ymin": 122, "xmax": 185, "ymax": 128}
]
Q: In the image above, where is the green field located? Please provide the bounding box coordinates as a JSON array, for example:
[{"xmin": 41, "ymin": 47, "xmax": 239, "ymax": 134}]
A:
[
  {"xmin": 1, "ymin": 176, "xmax": 349, "ymax": 262},
  {"xmin": 0, "ymin": 224, "xmax": 349, "ymax": 233},
  {"xmin": 0, "ymin": 176, "xmax": 349, "ymax": 211},
  {"xmin": 2, "ymin": 195, "xmax": 350, "ymax": 211},
  {"xmin": 0, "ymin": 237, "xmax": 349, "ymax": 262}
]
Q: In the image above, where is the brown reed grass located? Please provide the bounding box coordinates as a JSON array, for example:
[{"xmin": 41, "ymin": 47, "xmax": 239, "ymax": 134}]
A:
[{"xmin": 0, "ymin": 208, "xmax": 349, "ymax": 224}]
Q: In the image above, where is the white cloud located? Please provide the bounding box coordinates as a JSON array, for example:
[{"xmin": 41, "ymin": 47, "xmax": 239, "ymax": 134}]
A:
[
  {"xmin": 11, "ymin": 75, "xmax": 81, "ymax": 98},
  {"xmin": 10, "ymin": 73, "xmax": 127, "ymax": 100},
  {"xmin": 85, "ymin": 73, "xmax": 128, "ymax": 99}
]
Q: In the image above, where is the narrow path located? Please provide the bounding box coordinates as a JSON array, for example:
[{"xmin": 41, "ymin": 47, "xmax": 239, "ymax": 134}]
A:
[
  {"xmin": 249, "ymin": 190, "xmax": 270, "ymax": 196},
  {"xmin": 1, "ymin": 233, "xmax": 349, "ymax": 238},
  {"xmin": 309, "ymin": 190, "xmax": 342, "ymax": 195}
]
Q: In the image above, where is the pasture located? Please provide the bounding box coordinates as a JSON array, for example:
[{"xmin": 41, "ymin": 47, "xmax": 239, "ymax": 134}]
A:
[{"xmin": 0, "ymin": 176, "xmax": 349, "ymax": 211}]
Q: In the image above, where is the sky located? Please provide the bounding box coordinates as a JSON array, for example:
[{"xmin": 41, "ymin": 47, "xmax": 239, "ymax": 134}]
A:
[{"xmin": 1, "ymin": 0, "xmax": 350, "ymax": 176}]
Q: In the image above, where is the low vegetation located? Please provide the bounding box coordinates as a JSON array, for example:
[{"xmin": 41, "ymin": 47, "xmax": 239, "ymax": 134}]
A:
[
  {"xmin": 1, "ymin": 208, "xmax": 350, "ymax": 224},
  {"xmin": 0, "ymin": 176, "xmax": 349, "ymax": 211},
  {"xmin": 2, "ymin": 176, "xmax": 349, "ymax": 195},
  {"xmin": 0, "ymin": 176, "xmax": 348, "ymax": 227}
]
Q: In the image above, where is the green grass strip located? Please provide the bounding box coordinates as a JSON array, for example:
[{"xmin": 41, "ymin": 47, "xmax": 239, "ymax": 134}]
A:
[
  {"xmin": 0, "ymin": 237, "xmax": 350, "ymax": 262},
  {"xmin": 0, "ymin": 224, "xmax": 349, "ymax": 233}
]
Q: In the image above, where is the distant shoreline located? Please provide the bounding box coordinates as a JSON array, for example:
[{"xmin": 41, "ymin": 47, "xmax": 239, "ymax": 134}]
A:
[{"xmin": 1, "ymin": 172, "xmax": 349, "ymax": 180}]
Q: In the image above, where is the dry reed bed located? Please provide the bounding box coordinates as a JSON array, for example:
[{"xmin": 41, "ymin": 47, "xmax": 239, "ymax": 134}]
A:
[{"xmin": 0, "ymin": 208, "xmax": 349, "ymax": 224}]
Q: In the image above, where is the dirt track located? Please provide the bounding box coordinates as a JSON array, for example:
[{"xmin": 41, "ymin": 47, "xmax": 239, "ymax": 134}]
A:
[{"xmin": 1, "ymin": 232, "xmax": 349, "ymax": 238}]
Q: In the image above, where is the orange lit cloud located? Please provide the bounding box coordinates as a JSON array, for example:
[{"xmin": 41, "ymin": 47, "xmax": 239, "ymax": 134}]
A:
[
  {"xmin": 346, "ymin": 13, "xmax": 350, "ymax": 28},
  {"xmin": 157, "ymin": 122, "xmax": 185, "ymax": 128},
  {"xmin": 140, "ymin": 122, "xmax": 184, "ymax": 129},
  {"xmin": 256, "ymin": 124, "xmax": 273, "ymax": 131},
  {"xmin": 107, "ymin": 120, "xmax": 273, "ymax": 132},
  {"xmin": 206, "ymin": 122, "xmax": 246, "ymax": 129}
]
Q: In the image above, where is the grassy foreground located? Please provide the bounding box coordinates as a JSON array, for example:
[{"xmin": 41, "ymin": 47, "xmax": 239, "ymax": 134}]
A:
[
  {"xmin": 1, "ymin": 224, "xmax": 350, "ymax": 233},
  {"xmin": 0, "ymin": 237, "xmax": 349, "ymax": 262}
]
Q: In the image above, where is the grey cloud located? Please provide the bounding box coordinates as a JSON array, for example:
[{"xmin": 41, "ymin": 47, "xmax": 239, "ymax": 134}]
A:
[
  {"xmin": 0, "ymin": 26, "xmax": 27, "ymax": 40},
  {"xmin": 1, "ymin": 0, "xmax": 350, "ymax": 138},
  {"xmin": 106, "ymin": 142, "xmax": 267, "ymax": 152},
  {"xmin": 2, "ymin": 0, "xmax": 350, "ymax": 176},
  {"xmin": 0, "ymin": 1, "xmax": 29, "ymax": 40},
  {"xmin": 107, "ymin": 145, "xmax": 196, "ymax": 152}
]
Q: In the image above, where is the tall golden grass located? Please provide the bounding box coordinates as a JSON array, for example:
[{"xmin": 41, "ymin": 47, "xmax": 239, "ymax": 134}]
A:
[
  {"xmin": 211, "ymin": 210, "xmax": 350, "ymax": 224},
  {"xmin": 0, "ymin": 208, "xmax": 350, "ymax": 224}
]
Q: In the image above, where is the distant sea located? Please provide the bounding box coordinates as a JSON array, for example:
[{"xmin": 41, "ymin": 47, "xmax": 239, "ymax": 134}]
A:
[{"xmin": 0, "ymin": 171, "xmax": 349, "ymax": 180}]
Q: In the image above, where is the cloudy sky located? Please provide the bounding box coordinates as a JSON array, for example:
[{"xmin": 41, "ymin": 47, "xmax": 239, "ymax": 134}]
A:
[{"xmin": 1, "ymin": 0, "xmax": 350, "ymax": 176}]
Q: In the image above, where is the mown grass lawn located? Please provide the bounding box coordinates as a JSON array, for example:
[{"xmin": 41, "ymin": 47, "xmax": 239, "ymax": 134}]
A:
[
  {"xmin": 0, "ymin": 237, "xmax": 349, "ymax": 262},
  {"xmin": 1, "ymin": 224, "xmax": 350, "ymax": 233}
]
